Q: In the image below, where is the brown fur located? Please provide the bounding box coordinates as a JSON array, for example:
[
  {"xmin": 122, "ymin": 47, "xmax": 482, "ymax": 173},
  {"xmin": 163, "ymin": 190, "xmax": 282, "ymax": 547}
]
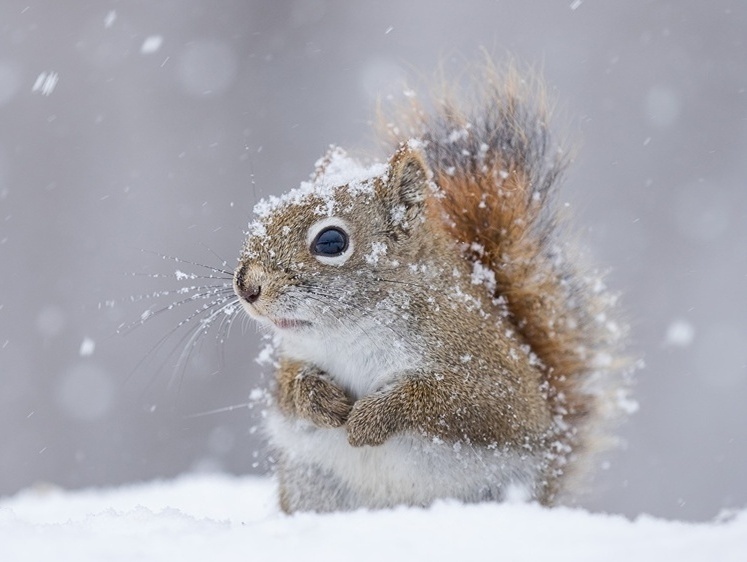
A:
[
  {"xmin": 276, "ymin": 358, "xmax": 353, "ymax": 428},
  {"xmin": 266, "ymin": 147, "xmax": 554, "ymax": 453}
]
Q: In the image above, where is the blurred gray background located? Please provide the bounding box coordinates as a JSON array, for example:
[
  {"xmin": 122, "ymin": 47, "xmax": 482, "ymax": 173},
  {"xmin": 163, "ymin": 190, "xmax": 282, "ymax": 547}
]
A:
[{"xmin": 1, "ymin": 0, "xmax": 745, "ymax": 521}]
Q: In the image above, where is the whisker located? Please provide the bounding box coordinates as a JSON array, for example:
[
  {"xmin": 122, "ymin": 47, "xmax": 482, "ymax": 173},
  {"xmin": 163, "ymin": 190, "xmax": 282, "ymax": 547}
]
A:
[
  {"xmin": 101, "ymin": 283, "xmax": 232, "ymax": 313},
  {"xmin": 298, "ymin": 283, "xmax": 413, "ymax": 325},
  {"xmin": 141, "ymin": 249, "xmax": 234, "ymax": 276},
  {"xmin": 132, "ymin": 283, "xmax": 233, "ymax": 302},
  {"xmin": 184, "ymin": 401, "xmax": 252, "ymax": 419},
  {"xmin": 125, "ymin": 291, "xmax": 237, "ymax": 386},
  {"xmin": 117, "ymin": 286, "xmax": 235, "ymax": 335},
  {"xmin": 375, "ymin": 276, "xmax": 435, "ymax": 291},
  {"xmin": 225, "ymin": 300, "xmax": 242, "ymax": 340},
  {"xmin": 127, "ymin": 271, "xmax": 233, "ymax": 281},
  {"xmin": 241, "ymin": 312, "xmax": 252, "ymax": 336},
  {"xmin": 172, "ymin": 297, "xmax": 242, "ymax": 374},
  {"xmin": 198, "ymin": 242, "xmax": 231, "ymax": 270},
  {"xmin": 214, "ymin": 297, "xmax": 242, "ymax": 369}
]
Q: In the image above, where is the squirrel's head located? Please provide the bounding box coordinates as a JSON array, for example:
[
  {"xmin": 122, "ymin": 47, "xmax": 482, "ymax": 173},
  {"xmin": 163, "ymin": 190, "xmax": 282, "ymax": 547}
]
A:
[{"xmin": 233, "ymin": 143, "xmax": 438, "ymax": 335}]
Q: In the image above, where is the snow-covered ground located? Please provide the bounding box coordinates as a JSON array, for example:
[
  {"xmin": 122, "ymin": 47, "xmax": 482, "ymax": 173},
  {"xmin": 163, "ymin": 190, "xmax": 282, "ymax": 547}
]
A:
[{"xmin": 0, "ymin": 474, "xmax": 744, "ymax": 561}]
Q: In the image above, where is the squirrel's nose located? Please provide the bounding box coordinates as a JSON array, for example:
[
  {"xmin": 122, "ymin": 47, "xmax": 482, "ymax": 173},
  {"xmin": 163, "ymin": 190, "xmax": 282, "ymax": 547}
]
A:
[
  {"xmin": 234, "ymin": 263, "xmax": 262, "ymax": 304},
  {"xmin": 238, "ymin": 282, "xmax": 261, "ymax": 304}
]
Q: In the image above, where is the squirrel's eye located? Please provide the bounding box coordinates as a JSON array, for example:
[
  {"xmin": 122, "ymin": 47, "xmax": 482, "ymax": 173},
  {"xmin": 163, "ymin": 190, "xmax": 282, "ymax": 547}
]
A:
[
  {"xmin": 306, "ymin": 218, "xmax": 354, "ymax": 266},
  {"xmin": 312, "ymin": 227, "xmax": 348, "ymax": 257}
]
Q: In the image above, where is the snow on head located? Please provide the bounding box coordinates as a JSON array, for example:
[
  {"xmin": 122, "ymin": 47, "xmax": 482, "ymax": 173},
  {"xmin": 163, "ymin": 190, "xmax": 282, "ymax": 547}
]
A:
[{"xmin": 248, "ymin": 148, "xmax": 386, "ymax": 234}]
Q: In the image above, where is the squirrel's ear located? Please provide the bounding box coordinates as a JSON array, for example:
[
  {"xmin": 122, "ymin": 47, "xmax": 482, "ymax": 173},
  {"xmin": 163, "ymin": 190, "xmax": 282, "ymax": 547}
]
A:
[{"xmin": 386, "ymin": 144, "xmax": 429, "ymax": 223}]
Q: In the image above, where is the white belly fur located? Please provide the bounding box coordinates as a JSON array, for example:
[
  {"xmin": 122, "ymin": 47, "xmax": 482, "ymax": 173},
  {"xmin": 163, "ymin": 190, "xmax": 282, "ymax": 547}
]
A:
[{"xmin": 267, "ymin": 408, "xmax": 541, "ymax": 508}]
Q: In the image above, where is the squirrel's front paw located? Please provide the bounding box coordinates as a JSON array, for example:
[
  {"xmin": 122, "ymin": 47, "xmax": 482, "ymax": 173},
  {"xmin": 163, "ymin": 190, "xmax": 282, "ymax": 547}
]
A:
[
  {"xmin": 294, "ymin": 372, "xmax": 353, "ymax": 428},
  {"xmin": 346, "ymin": 394, "xmax": 400, "ymax": 447}
]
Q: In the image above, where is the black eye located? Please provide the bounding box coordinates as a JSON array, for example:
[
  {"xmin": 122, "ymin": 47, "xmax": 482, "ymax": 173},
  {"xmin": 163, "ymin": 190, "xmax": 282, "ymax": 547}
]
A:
[{"xmin": 312, "ymin": 227, "xmax": 349, "ymax": 257}]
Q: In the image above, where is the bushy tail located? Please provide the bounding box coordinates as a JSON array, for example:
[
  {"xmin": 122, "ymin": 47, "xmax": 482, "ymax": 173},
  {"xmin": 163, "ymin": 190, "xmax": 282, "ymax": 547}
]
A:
[{"xmin": 380, "ymin": 62, "xmax": 631, "ymax": 497}]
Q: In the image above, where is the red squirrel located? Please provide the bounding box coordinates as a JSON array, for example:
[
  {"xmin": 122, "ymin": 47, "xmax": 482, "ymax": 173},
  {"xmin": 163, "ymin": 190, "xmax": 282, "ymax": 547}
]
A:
[{"xmin": 234, "ymin": 63, "xmax": 631, "ymax": 513}]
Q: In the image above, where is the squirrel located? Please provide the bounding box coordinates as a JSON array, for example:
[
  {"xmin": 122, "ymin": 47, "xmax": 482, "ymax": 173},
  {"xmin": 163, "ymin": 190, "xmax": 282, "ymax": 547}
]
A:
[{"xmin": 233, "ymin": 63, "xmax": 630, "ymax": 514}]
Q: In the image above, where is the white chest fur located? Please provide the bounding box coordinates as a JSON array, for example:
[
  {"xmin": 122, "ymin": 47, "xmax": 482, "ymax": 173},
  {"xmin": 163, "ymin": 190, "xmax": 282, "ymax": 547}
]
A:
[{"xmin": 280, "ymin": 318, "xmax": 421, "ymax": 399}]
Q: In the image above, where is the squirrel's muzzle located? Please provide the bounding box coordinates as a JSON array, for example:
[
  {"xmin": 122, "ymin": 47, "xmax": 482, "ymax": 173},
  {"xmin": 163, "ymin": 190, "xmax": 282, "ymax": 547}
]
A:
[{"xmin": 234, "ymin": 263, "xmax": 262, "ymax": 304}]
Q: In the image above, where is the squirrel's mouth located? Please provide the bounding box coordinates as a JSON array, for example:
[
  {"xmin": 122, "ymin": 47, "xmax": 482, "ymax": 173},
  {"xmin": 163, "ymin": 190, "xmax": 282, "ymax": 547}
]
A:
[{"xmin": 237, "ymin": 299, "xmax": 311, "ymax": 331}]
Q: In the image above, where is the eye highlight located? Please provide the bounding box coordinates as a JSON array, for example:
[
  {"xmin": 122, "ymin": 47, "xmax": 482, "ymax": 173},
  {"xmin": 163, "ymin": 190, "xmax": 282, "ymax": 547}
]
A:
[
  {"xmin": 306, "ymin": 217, "xmax": 355, "ymax": 266},
  {"xmin": 312, "ymin": 227, "xmax": 348, "ymax": 256}
]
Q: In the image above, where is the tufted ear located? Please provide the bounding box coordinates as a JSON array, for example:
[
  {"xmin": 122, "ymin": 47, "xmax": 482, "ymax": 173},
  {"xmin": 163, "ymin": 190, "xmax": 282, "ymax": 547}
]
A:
[{"xmin": 386, "ymin": 144, "xmax": 429, "ymax": 228}]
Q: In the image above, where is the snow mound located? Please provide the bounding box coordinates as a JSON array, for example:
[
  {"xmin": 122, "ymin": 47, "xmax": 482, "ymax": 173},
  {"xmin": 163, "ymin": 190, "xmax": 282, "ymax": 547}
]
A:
[{"xmin": 0, "ymin": 474, "xmax": 744, "ymax": 561}]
